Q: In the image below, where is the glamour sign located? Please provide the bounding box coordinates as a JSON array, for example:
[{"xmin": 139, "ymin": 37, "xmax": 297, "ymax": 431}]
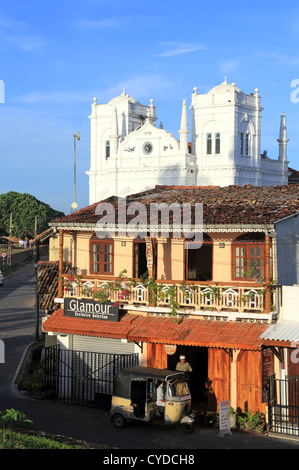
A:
[{"xmin": 64, "ymin": 298, "xmax": 119, "ymax": 322}]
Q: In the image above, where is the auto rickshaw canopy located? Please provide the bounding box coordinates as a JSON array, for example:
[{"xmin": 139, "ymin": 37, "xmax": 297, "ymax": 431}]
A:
[{"xmin": 113, "ymin": 366, "xmax": 186, "ymax": 398}]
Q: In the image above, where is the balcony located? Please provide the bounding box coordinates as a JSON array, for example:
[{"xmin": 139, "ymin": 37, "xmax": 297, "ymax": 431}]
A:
[{"xmin": 60, "ymin": 274, "xmax": 278, "ymax": 323}]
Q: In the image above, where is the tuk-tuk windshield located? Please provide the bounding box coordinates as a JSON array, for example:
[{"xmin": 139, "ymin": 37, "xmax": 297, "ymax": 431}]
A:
[{"xmin": 168, "ymin": 380, "xmax": 190, "ymax": 398}]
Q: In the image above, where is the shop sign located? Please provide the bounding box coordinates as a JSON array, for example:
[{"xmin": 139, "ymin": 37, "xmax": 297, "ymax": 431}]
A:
[
  {"xmin": 262, "ymin": 347, "xmax": 273, "ymax": 402},
  {"xmin": 218, "ymin": 400, "xmax": 231, "ymax": 437},
  {"xmin": 164, "ymin": 344, "xmax": 177, "ymax": 355},
  {"xmin": 64, "ymin": 297, "xmax": 119, "ymax": 322}
]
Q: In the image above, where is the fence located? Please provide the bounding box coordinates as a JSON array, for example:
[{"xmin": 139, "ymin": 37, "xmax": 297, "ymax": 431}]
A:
[
  {"xmin": 268, "ymin": 374, "xmax": 299, "ymax": 436},
  {"xmin": 44, "ymin": 346, "xmax": 139, "ymax": 408}
]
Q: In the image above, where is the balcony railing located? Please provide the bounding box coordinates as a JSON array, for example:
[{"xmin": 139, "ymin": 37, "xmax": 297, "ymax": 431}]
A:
[{"xmin": 62, "ymin": 276, "xmax": 276, "ymax": 315}]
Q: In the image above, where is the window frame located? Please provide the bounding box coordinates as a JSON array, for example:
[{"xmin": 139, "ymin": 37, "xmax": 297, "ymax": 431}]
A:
[
  {"xmin": 105, "ymin": 140, "xmax": 110, "ymax": 159},
  {"xmin": 240, "ymin": 132, "xmax": 250, "ymax": 156},
  {"xmin": 89, "ymin": 238, "xmax": 114, "ymax": 275},
  {"xmin": 232, "ymin": 241, "xmax": 265, "ymax": 281},
  {"xmin": 215, "ymin": 132, "xmax": 221, "ymax": 154},
  {"xmin": 206, "ymin": 133, "xmax": 212, "ymax": 155},
  {"xmin": 240, "ymin": 132, "xmax": 244, "ymax": 155},
  {"xmin": 245, "ymin": 132, "xmax": 249, "ymax": 156}
]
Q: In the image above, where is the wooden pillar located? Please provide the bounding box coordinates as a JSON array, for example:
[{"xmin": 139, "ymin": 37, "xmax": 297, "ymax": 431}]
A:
[
  {"xmin": 147, "ymin": 343, "xmax": 167, "ymax": 369},
  {"xmin": 230, "ymin": 350, "xmax": 240, "ymax": 411},
  {"xmin": 264, "ymin": 234, "xmax": 271, "ymax": 313},
  {"xmin": 58, "ymin": 230, "xmax": 64, "ymax": 298}
]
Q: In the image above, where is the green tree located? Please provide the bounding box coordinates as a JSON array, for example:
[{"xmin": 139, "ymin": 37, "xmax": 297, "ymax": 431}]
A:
[{"xmin": 0, "ymin": 192, "xmax": 64, "ymax": 238}]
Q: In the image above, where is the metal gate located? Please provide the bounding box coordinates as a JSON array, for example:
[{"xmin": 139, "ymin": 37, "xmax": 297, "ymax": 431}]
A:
[
  {"xmin": 268, "ymin": 374, "xmax": 299, "ymax": 436},
  {"xmin": 44, "ymin": 346, "xmax": 139, "ymax": 408}
]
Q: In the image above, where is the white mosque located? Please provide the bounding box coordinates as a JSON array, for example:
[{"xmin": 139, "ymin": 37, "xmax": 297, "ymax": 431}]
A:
[{"xmin": 86, "ymin": 79, "xmax": 289, "ymax": 204}]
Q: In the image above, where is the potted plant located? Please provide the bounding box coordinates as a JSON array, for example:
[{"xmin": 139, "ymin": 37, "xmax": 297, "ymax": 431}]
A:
[{"xmin": 237, "ymin": 410, "xmax": 265, "ymax": 433}]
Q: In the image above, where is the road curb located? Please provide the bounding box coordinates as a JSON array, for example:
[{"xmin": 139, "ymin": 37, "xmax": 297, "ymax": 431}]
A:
[{"xmin": 10, "ymin": 341, "xmax": 36, "ymax": 399}]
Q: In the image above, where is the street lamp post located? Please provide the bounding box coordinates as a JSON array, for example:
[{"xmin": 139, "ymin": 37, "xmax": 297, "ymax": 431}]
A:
[{"xmin": 72, "ymin": 132, "xmax": 80, "ymax": 212}]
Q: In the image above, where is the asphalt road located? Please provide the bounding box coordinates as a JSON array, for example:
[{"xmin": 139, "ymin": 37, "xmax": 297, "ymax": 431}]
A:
[{"xmin": 1, "ymin": 261, "xmax": 299, "ymax": 456}]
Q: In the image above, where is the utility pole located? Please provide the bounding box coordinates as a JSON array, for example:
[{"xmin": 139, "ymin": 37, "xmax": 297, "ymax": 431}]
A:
[
  {"xmin": 7, "ymin": 213, "xmax": 12, "ymax": 266},
  {"xmin": 72, "ymin": 132, "xmax": 80, "ymax": 213},
  {"xmin": 34, "ymin": 214, "xmax": 40, "ymax": 340},
  {"xmin": 34, "ymin": 215, "xmax": 38, "ymax": 256}
]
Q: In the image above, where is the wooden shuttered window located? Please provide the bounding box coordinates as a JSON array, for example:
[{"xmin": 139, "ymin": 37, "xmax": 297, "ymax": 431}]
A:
[
  {"xmin": 232, "ymin": 242, "xmax": 265, "ymax": 281},
  {"xmin": 90, "ymin": 239, "xmax": 114, "ymax": 275}
]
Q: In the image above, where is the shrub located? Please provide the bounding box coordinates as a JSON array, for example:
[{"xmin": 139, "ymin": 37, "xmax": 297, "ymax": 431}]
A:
[{"xmin": 0, "ymin": 409, "xmax": 35, "ymax": 430}]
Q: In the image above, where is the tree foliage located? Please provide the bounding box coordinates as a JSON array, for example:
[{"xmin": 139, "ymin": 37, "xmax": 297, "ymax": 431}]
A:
[{"xmin": 0, "ymin": 192, "xmax": 65, "ymax": 238}]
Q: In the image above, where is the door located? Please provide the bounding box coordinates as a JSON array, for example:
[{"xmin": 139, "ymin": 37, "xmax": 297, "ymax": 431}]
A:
[
  {"xmin": 208, "ymin": 349, "xmax": 230, "ymax": 411},
  {"xmin": 237, "ymin": 350, "xmax": 266, "ymax": 413},
  {"xmin": 134, "ymin": 240, "xmax": 157, "ymax": 279}
]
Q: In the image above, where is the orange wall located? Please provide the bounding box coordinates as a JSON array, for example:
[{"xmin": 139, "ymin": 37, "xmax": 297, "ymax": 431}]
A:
[
  {"xmin": 210, "ymin": 233, "xmax": 243, "ymax": 283},
  {"xmin": 157, "ymin": 237, "xmax": 184, "ymax": 280},
  {"xmin": 50, "ymin": 231, "xmax": 253, "ymax": 283}
]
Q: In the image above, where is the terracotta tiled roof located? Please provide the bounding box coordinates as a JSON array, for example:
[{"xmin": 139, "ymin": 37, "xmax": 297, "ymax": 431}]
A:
[
  {"xmin": 288, "ymin": 167, "xmax": 299, "ymax": 184},
  {"xmin": 50, "ymin": 184, "xmax": 299, "ymax": 227},
  {"xmin": 34, "ymin": 227, "xmax": 54, "ymax": 242},
  {"xmin": 42, "ymin": 310, "xmax": 268, "ymax": 350},
  {"xmin": 37, "ymin": 261, "xmax": 71, "ymax": 313}
]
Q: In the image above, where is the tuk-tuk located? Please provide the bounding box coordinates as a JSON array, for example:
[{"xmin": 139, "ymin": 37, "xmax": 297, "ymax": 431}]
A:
[{"xmin": 111, "ymin": 366, "xmax": 195, "ymax": 433}]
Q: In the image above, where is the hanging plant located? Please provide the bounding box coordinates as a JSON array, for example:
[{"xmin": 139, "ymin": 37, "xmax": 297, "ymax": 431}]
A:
[{"xmin": 92, "ymin": 284, "xmax": 110, "ymax": 303}]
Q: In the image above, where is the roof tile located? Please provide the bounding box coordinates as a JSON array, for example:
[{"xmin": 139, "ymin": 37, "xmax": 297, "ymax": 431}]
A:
[
  {"xmin": 50, "ymin": 184, "xmax": 299, "ymax": 227},
  {"xmin": 42, "ymin": 310, "xmax": 268, "ymax": 350}
]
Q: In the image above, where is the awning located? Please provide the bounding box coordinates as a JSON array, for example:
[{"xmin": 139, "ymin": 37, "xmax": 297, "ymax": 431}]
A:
[
  {"xmin": 260, "ymin": 320, "xmax": 299, "ymax": 347},
  {"xmin": 42, "ymin": 310, "xmax": 268, "ymax": 351}
]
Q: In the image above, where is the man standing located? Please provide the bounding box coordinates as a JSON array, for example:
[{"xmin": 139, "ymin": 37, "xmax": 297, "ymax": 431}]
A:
[{"xmin": 176, "ymin": 355, "xmax": 193, "ymax": 379}]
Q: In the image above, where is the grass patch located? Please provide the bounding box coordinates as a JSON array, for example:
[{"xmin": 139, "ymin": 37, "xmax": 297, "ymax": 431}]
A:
[
  {"xmin": 0, "ymin": 427, "xmax": 83, "ymax": 449},
  {"xmin": 0, "ymin": 409, "xmax": 84, "ymax": 449}
]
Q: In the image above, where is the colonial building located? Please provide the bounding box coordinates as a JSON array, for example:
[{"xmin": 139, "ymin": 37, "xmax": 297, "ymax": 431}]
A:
[
  {"xmin": 41, "ymin": 184, "xmax": 299, "ymax": 425},
  {"xmin": 87, "ymin": 80, "xmax": 289, "ymax": 204}
]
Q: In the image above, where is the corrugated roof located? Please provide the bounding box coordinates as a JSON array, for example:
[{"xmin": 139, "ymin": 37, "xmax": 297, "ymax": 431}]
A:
[
  {"xmin": 42, "ymin": 309, "xmax": 268, "ymax": 351},
  {"xmin": 260, "ymin": 320, "xmax": 299, "ymax": 343}
]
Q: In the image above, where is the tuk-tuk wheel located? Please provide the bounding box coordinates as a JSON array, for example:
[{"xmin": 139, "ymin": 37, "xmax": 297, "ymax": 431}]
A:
[
  {"xmin": 112, "ymin": 413, "xmax": 126, "ymax": 429},
  {"xmin": 182, "ymin": 422, "xmax": 194, "ymax": 434}
]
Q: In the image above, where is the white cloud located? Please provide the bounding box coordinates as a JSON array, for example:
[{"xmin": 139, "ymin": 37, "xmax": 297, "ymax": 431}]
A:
[
  {"xmin": 0, "ymin": 17, "xmax": 24, "ymax": 29},
  {"xmin": 0, "ymin": 12, "xmax": 47, "ymax": 53},
  {"xmin": 103, "ymin": 73, "xmax": 183, "ymax": 101},
  {"xmin": 219, "ymin": 58, "xmax": 242, "ymax": 76},
  {"xmin": 15, "ymin": 90, "xmax": 93, "ymax": 105},
  {"xmin": 156, "ymin": 42, "xmax": 207, "ymax": 57},
  {"xmin": 14, "ymin": 73, "xmax": 183, "ymax": 109},
  {"xmin": 6, "ymin": 35, "xmax": 47, "ymax": 53},
  {"xmin": 75, "ymin": 17, "xmax": 120, "ymax": 29},
  {"xmin": 254, "ymin": 51, "xmax": 299, "ymax": 67}
]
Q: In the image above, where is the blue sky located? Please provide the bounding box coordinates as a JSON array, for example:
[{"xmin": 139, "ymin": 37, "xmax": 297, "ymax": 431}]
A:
[{"xmin": 1, "ymin": 0, "xmax": 299, "ymax": 215}]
